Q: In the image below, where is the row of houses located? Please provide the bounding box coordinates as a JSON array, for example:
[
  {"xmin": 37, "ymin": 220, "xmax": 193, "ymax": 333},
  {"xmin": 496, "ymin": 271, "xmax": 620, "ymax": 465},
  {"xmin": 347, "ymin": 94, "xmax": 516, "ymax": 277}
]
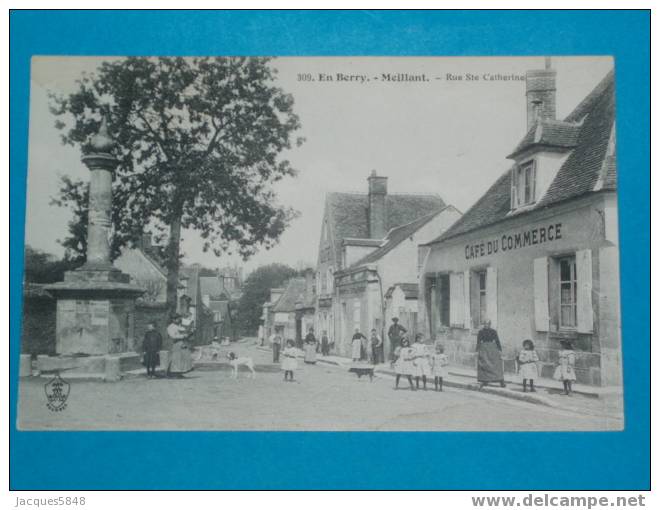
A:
[
  {"xmin": 22, "ymin": 236, "xmax": 244, "ymax": 355},
  {"xmin": 265, "ymin": 61, "xmax": 621, "ymax": 387}
]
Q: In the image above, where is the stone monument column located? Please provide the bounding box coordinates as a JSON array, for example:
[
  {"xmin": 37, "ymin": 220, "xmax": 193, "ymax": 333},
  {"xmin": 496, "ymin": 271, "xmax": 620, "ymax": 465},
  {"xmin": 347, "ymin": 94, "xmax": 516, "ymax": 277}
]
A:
[
  {"xmin": 45, "ymin": 118, "xmax": 144, "ymax": 360},
  {"xmin": 82, "ymin": 118, "xmax": 115, "ymax": 267}
]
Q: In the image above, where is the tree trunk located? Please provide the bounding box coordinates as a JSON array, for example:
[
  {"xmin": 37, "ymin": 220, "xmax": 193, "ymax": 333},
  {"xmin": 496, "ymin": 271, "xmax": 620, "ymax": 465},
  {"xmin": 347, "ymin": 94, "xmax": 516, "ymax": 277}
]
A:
[{"xmin": 166, "ymin": 213, "xmax": 183, "ymax": 315}]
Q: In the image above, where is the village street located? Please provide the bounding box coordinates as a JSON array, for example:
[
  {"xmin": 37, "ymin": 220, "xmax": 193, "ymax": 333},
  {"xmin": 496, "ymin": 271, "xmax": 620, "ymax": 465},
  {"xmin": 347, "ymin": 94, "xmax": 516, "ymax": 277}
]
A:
[{"xmin": 18, "ymin": 341, "xmax": 622, "ymax": 432}]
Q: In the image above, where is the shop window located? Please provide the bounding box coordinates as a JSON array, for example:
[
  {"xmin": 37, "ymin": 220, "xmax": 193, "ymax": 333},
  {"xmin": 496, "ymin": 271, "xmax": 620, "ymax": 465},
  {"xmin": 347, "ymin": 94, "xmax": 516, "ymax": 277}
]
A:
[
  {"xmin": 511, "ymin": 160, "xmax": 537, "ymax": 210},
  {"xmin": 558, "ymin": 256, "xmax": 577, "ymax": 329}
]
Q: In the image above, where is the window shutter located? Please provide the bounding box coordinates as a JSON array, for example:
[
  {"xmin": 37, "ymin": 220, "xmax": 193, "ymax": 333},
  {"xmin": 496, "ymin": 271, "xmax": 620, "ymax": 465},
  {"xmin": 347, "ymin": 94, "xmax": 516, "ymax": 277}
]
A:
[
  {"xmin": 486, "ymin": 267, "xmax": 498, "ymax": 329},
  {"xmin": 510, "ymin": 168, "xmax": 517, "ymax": 209},
  {"xmin": 576, "ymin": 249, "xmax": 594, "ymax": 333},
  {"xmin": 533, "ymin": 257, "xmax": 550, "ymax": 331},
  {"xmin": 463, "ymin": 270, "xmax": 472, "ymax": 329},
  {"xmin": 449, "ymin": 272, "xmax": 464, "ymax": 327}
]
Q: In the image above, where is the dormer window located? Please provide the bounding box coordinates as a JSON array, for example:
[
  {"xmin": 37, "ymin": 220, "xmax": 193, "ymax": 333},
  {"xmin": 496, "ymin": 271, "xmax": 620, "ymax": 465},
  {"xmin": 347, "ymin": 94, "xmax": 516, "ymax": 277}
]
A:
[{"xmin": 511, "ymin": 160, "xmax": 537, "ymax": 210}]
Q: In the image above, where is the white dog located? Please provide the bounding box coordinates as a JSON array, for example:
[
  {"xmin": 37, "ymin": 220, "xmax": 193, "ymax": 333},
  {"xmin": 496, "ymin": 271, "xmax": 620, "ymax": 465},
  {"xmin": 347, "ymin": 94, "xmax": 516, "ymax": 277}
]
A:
[{"xmin": 227, "ymin": 352, "xmax": 256, "ymax": 379}]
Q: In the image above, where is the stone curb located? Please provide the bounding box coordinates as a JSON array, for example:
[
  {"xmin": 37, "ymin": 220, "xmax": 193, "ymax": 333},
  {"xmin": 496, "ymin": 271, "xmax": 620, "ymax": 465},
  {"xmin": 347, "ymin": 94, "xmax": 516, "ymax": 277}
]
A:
[{"xmin": 312, "ymin": 357, "xmax": 554, "ymax": 407}]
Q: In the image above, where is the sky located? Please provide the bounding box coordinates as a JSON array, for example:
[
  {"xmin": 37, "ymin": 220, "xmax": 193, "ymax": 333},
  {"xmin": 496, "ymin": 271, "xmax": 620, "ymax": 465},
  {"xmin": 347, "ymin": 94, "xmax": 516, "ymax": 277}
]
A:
[{"xmin": 25, "ymin": 56, "xmax": 613, "ymax": 273}]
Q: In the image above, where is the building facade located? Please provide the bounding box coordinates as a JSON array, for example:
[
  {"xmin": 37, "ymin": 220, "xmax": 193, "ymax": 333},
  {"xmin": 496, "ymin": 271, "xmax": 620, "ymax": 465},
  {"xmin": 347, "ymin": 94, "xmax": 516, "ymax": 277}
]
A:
[
  {"xmin": 419, "ymin": 64, "xmax": 620, "ymax": 386},
  {"xmin": 272, "ymin": 270, "xmax": 316, "ymax": 344},
  {"xmin": 315, "ymin": 171, "xmax": 458, "ymax": 357}
]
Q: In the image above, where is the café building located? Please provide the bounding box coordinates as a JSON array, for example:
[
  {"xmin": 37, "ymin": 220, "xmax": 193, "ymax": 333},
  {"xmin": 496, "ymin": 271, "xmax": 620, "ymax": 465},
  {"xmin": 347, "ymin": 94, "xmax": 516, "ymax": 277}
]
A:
[{"xmin": 419, "ymin": 64, "xmax": 621, "ymax": 386}]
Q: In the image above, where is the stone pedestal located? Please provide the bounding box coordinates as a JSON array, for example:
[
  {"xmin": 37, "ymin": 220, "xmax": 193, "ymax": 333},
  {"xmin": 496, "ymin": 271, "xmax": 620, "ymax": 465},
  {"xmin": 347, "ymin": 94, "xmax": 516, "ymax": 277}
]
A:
[
  {"xmin": 46, "ymin": 266, "xmax": 144, "ymax": 356},
  {"xmin": 42, "ymin": 118, "xmax": 144, "ymax": 377}
]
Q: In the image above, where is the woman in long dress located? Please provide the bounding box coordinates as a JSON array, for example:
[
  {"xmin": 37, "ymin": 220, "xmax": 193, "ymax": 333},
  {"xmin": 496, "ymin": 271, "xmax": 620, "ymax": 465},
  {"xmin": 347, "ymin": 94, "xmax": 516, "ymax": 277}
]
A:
[
  {"xmin": 303, "ymin": 327, "xmax": 318, "ymax": 364},
  {"xmin": 476, "ymin": 320, "xmax": 505, "ymax": 388},
  {"xmin": 351, "ymin": 329, "xmax": 366, "ymax": 362},
  {"xmin": 167, "ymin": 315, "xmax": 193, "ymax": 378}
]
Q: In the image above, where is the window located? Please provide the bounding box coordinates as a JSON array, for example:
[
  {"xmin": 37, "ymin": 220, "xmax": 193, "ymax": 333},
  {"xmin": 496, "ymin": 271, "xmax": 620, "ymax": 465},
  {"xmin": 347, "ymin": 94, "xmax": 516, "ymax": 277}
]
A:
[
  {"xmin": 477, "ymin": 270, "xmax": 488, "ymax": 326},
  {"xmin": 353, "ymin": 301, "xmax": 361, "ymax": 331},
  {"xmin": 321, "ymin": 269, "xmax": 327, "ymax": 293},
  {"xmin": 559, "ymin": 256, "xmax": 577, "ymax": 329},
  {"xmin": 511, "ymin": 161, "xmax": 536, "ymax": 209},
  {"xmin": 327, "ymin": 267, "xmax": 333, "ymax": 293}
]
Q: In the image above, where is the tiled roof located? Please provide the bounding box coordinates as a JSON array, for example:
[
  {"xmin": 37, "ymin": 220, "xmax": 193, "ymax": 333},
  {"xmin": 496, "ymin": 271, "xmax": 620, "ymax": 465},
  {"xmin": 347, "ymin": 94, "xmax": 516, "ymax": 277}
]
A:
[
  {"xmin": 428, "ymin": 69, "xmax": 615, "ymax": 245},
  {"xmin": 351, "ymin": 208, "xmax": 450, "ymax": 267},
  {"xmin": 326, "ymin": 192, "xmax": 445, "ymax": 265},
  {"xmin": 508, "ymin": 119, "xmax": 581, "ymax": 158},
  {"xmin": 272, "ymin": 277, "xmax": 314, "ymax": 312},
  {"xmin": 385, "ymin": 283, "xmax": 419, "ymax": 300}
]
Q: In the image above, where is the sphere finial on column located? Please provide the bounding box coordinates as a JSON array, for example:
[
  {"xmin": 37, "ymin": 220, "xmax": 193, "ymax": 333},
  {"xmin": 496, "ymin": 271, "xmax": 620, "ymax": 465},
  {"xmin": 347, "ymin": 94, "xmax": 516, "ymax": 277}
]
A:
[
  {"xmin": 82, "ymin": 115, "xmax": 118, "ymax": 172},
  {"xmin": 90, "ymin": 116, "xmax": 115, "ymax": 153}
]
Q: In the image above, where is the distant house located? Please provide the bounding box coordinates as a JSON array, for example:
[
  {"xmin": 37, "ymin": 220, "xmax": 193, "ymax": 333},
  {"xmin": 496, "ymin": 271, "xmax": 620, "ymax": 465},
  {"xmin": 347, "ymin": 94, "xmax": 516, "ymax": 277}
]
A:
[
  {"xmin": 114, "ymin": 235, "xmax": 214, "ymax": 345},
  {"xmin": 200, "ymin": 275, "xmax": 235, "ymax": 340},
  {"xmin": 261, "ymin": 287, "xmax": 286, "ymax": 341},
  {"xmin": 271, "ymin": 270, "xmax": 316, "ymax": 345},
  {"xmin": 315, "ymin": 171, "xmax": 460, "ymax": 357}
]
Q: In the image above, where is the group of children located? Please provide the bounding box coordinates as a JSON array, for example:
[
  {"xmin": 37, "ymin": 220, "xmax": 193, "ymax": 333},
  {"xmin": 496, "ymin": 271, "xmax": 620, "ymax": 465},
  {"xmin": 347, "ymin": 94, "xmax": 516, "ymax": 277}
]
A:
[
  {"xmin": 280, "ymin": 331, "xmax": 578, "ymax": 396},
  {"xmin": 392, "ymin": 334, "xmax": 577, "ymax": 396},
  {"xmin": 392, "ymin": 334, "xmax": 448, "ymax": 391}
]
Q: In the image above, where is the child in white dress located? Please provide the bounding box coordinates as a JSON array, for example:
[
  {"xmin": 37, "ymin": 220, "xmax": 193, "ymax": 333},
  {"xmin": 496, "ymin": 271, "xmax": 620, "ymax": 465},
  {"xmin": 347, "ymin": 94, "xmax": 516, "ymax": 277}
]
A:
[
  {"xmin": 517, "ymin": 339, "xmax": 540, "ymax": 393},
  {"xmin": 430, "ymin": 343, "xmax": 449, "ymax": 392},
  {"xmin": 393, "ymin": 337, "xmax": 415, "ymax": 390},
  {"xmin": 554, "ymin": 339, "xmax": 577, "ymax": 395},
  {"xmin": 281, "ymin": 339, "xmax": 299, "ymax": 382},
  {"xmin": 412, "ymin": 333, "xmax": 431, "ymax": 390}
]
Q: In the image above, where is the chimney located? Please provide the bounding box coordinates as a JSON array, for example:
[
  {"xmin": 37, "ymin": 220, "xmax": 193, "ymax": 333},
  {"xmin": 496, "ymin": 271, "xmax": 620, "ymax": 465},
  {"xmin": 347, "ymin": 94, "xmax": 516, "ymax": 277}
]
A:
[
  {"xmin": 525, "ymin": 57, "xmax": 556, "ymax": 131},
  {"xmin": 367, "ymin": 170, "xmax": 388, "ymax": 239},
  {"xmin": 138, "ymin": 232, "xmax": 152, "ymax": 250}
]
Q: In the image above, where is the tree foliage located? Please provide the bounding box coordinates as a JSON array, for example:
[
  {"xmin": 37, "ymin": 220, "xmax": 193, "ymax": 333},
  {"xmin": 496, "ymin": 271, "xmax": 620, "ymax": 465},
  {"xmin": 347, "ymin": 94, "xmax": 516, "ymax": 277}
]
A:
[
  {"xmin": 235, "ymin": 263, "xmax": 299, "ymax": 335},
  {"xmin": 23, "ymin": 245, "xmax": 77, "ymax": 283},
  {"xmin": 50, "ymin": 57, "xmax": 302, "ymax": 310}
]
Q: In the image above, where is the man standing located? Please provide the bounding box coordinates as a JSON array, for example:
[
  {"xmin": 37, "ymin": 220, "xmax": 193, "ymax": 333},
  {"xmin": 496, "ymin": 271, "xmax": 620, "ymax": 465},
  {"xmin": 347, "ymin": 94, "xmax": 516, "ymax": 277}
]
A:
[
  {"xmin": 270, "ymin": 329, "xmax": 283, "ymax": 363},
  {"xmin": 387, "ymin": 317, "xmax": 407, "ymax": 359},
  {"xmin": 369, "ymin": 329, "xmax": 383, "ymax": 365},
  {"xmin": 320, "ymin": 330, "xmax": 330, "ymax": 356},
  {"xmin": 476, "ymin": 320, "xmax": 505, "ymax": 388},
  {"xmin": 142, "ymin": 322, "xmax": 162, "ymax": 378}
]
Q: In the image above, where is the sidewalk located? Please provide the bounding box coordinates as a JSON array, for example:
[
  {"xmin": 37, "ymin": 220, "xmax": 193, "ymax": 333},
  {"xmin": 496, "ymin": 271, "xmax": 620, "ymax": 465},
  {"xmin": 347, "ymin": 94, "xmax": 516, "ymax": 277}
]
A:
[{"xmin": 255, "ymin": 345, "xmax": 623, "ymax": 420}]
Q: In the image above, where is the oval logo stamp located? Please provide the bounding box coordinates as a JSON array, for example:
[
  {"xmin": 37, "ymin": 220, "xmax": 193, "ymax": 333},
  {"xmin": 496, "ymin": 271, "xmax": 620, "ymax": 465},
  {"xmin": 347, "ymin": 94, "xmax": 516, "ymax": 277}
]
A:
[{"xmin": 44, "ymin": 374, "xmax": 70, "ymax": 412}]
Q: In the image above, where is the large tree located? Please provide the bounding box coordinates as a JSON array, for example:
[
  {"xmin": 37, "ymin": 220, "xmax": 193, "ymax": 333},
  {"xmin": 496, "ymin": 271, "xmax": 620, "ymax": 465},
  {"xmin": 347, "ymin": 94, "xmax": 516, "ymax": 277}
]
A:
[
  {"xmin": 235, "ymin": 263, "xmax": 298, "ymax": 335},
  {"xmin": 50, "ymin": 57, "xmax": 302, "ymax": 312}
]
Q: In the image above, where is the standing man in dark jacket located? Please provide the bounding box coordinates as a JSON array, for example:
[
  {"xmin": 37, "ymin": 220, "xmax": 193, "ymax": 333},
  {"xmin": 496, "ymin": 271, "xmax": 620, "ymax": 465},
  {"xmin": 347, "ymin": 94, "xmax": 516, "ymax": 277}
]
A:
[
  {"xmin": 142, "ymin": 322, "xmax": 163, "ymax": 378},
  {"xmin": 387, "ymin": 317, "xmax": 407, "ymax": 360}
]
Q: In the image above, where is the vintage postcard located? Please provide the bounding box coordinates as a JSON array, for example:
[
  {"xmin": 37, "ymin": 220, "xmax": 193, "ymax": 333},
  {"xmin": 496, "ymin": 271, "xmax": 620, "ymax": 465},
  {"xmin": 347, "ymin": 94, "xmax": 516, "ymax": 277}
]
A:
[{"xmin": 18, "ymin": 56, "xmax": 623, "ymax": 431}]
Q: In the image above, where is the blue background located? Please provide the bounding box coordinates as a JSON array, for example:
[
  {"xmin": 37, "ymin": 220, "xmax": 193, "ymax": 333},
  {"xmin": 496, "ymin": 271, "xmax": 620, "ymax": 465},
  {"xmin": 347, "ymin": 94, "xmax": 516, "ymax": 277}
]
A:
[{"xmin": 10, "ymin": 10, "xmax": 650, "ymax": 490}]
